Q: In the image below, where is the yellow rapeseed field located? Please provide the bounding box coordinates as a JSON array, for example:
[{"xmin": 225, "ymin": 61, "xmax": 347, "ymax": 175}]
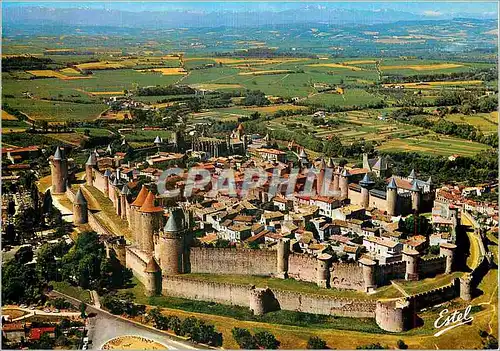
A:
[
  {"xmin": 137, "ymin": 67, "xmax": 187, "ymax": 75},
  {"xmin": 381, "ymin": 63, "xmax": 463, "ymax": 71},
  {"xmin": 238, "ymin": 69, "xmax": 293, "ymax": 76},
  {"xmin": 307, "ymin": 63, "xmax": 364, "ymax": 71},
  {"xmin": 2, "ymin": 110, "xmax": 17, "ymax": 121}
]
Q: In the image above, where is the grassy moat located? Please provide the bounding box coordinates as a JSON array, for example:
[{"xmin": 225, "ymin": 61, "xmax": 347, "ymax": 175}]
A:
[{"xmin": 178, "ymin": 273, "xmax": 403, "ymax": 299}]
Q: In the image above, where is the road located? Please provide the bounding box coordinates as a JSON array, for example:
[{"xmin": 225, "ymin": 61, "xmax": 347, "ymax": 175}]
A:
[{"xmin": 50, "ymin": 291, "xmax": 201, "ymax": 350}]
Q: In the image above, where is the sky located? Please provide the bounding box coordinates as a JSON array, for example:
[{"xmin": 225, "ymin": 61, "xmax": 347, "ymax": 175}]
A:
[{"xmin": 2, "ymin": 1, "xmax": 498, "ymax": 17}]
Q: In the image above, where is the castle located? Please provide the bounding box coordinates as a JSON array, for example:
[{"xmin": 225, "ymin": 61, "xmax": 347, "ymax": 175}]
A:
[{"xmin": 51, "ymin": 145, "xmax": 479, "ymax": 333}]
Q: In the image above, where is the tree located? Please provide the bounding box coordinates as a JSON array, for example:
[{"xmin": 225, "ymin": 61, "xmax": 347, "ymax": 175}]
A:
[
  {"xmin": 79, "ymin": 302, "xmax": 87, "ymax": 319},
  {"xmin": 322, "ymin": 135, "xmax": 344, "ymax": 157},
  {"xmin": 243, "ymin": 90, "xmax": 270, "ymax": 106},
  {"xmin": 168, "ymin": 316, "xmax": 181, "ymax": 334},
  {"xmin": 356, "ymin": 343, "xmax": 388, "ymax": 349},
  {"xmin": 254, "ymin": 331, "xmax": 280, "ymax": 349},
  {"xmin": 401, "ymin": 215, "xmax": 432, "ymax": 236},
  {"xmin": 15, "ymin": 246, "xmax": 34, "ymax": 264},
  {"xmin": 483, "ymin": 336, "xmax": 498, "ymax": 349},
  {"xmin": 396, "ymin": 340, "xmax": 408, "ymax": 350},
  {"xmin": 2, "ymin": 260, "xmax": 43, "ymax": 304},
  {"xmin": 307, "ymin": 336, "xmax": 328, "ymax": 349},
  {"xmin": 232, "ymin": 328, "xmax": 258, "ymax": 349}
]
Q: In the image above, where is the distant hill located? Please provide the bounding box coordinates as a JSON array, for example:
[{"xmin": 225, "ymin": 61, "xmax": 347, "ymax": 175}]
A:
[{"xmin": 3, "ymin": 6, "xmax": 497, "ymax": 29}]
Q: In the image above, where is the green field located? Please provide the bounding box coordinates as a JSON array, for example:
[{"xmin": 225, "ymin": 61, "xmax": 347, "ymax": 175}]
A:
[
  {"xmin": 444, "ymin": 112, "xmax": 498, "ymax": 135},
  {"xmin": 264, "ymin": 109, "xmax": 491, "ymax": 157},
  {"xmin": 50, "ymin": 281, "xmax": 91, "ymax": 303}
]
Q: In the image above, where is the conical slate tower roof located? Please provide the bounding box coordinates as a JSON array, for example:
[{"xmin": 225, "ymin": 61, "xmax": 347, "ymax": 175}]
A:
[
  {"xmin": 410, "ymin": 180, "xmax": 421, "ymax": 192},
  {"xmin": 112, "ymin": 176, "xmax": 120, "ymax": 187},
  {"xmin": 85, "ymin": 152, "xmax": 97, "ymax": 166},
  {"xmin": 121, "ymin": 184, "xmax": 130, "ymax": 195},
  {"xmin": 144, "ymin": 257, "xmax": 160, "ymax": 273},
  {"xmin": 341, "ymin": 169, "xmax": 351, "ymax": 177},
  {"xmin": 373, "ymin": 157, "xmax": 387, "ymax": 171},
  {"xmin": 74, "ymin": 188, "xmax": 87, "ymax": 205},
  {"xmin": 408, "ymin": 169, "xmax": 416, "ymax": 180},
  {"xmin": 299, "ymin": 148, "xmax": 307, "ymax": 158},
  {"xmin": 326, "ymin": 157, "xmax": 334, "ymax": 168},
  {"xmin": 53, "ymin": 146, "xmax": 63, "ymax": 161},
  {"xmin": 131, "ymin": 185, "xmax": 149, "ymax": 207},
  {"xmin": 103, "ymin": 169, "xmax": 112, "ymax": 177},
  {"xmin": 164, "ymin": 210, "xmax": 183, "ymax": 233},
  {"xmin": 387, "ymin": 177, "xmax": 398, "ymax": 190},
  {"xmin": 154, "ymin": 136, "xmax": 161, "ymax": 144},
  {"xmin": 427, "ymin": 176, "xmax": 432, "ymax": 185},
  {"xmin": 139, "ymin": 191, "xmax": 163, "ymax": 213},
  {"xmin": 360, "ymin": 173, "xmax": 374, "ymax": 187}
]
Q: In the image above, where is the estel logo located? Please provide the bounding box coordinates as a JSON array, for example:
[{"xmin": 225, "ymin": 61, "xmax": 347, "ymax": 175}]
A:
[{"xmin": 433, "ymin": 305, "xmax": 474, "ymax": 337}]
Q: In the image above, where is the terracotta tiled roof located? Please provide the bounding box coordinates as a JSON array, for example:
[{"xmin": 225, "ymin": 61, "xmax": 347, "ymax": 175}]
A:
[
  {"xmin": 139, "ymin": 191, "xmax": 163, "ymax": 213},
  {"xmin": 131, "ymin": 185, "xmax": 149, "ymax": 207},
  {"xmin": 29, "ymin": 327, "xmax": 55, "ymax": 340}
]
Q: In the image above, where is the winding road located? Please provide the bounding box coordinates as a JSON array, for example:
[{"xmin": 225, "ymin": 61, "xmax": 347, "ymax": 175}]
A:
[{"xmin": 49, "ymin": 290, "xmax": 201, "ymax": 350}]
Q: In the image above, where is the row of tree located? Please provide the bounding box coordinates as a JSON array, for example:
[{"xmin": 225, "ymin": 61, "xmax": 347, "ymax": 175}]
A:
[
  {"xmin": 147, "ymin": 307, "xmax": 223, "ymax": 346},
  {"xmin": 382, "ymin": 150, "xmax": 498, "ymax": 186},
  {"xmin": 382, "ymin": 67, "xmax": 498, "ymax": 84},
  {"xmin": 392, "ymin": 112, "xmax": 498, "ymax": 147},
  {"xmin": 232, "ymin": 327, "xmax": 280, "ymax": 349}
]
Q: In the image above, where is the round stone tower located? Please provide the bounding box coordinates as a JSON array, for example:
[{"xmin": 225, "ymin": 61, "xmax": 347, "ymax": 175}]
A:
[
  {"xmin": 158, "ymin": 209, "xmax": 185, "ymax": 275},
  {"xmin": 120, "ymin": 184, "xmax": 130, "ymax": 220},
  {"xmin": 460, "ymin": 273, "xmax": 472, "ymax": 301},
  {"xmin": 316, "ymin": 253, "xmax": 331, "ymax": 288},
  {"xmin": 138, "ymin": 191, "xmax": 163, "ymax": 253},
  {"xmin": 359, "ymin": 173, "xmax": 375, "ymax": 209},
  {"xmin": 359, "ymin": 257, "xmax": 377, "ymax": 292},
  {"xmin": 111, "ymin": 176, "xmax": 122, "ymax": 216},
  {"xmin": 403, "ymin": 249, "xmax": 420, "ymax": 281},
  {"xmin": 316, "ymin": 158, "xmax": 327, "ymax": 196},
  {"xmin": 129, "ymin": 185, "xmax": 149, "ymax": 245},
  {"xmin": 85, "ymin": 152, "xmax": 97, "ymax": 187},
  {"xmin": 410, "ymin": 180, "xmax": 421, "ymax": 213},
  {"xmin": 375, "ymin": 299, "xmax": 413, "ymax": 332},
  {"xmin": 440, "ymin": 242, "xmax": 457, "ymax": 274},
  {"xmin": 103, "ymin": 169, "xmax": 112, "ymax": 198},
  {"xmin": 50, "ymin": 146, "xmax": 68, "ymax": 194},
  {"xmin": 276, "ymin": 238, "xmax": 290, "ymax": 278},
  {"xmin": 332, "ymin": 167, "xmax": 340, "ymax": 195},
  {"xmin": 386, "ymin": 177, "xmax": 398, "ymax": 216},
  {"xmin": 73, "ymin": 188, "xmax": 88, "ymax": 225},
  {"xmin": 339, "ymin": 168, "xmax": 351, "ymax": 199},
  {"xmin": 249, "ymin": 286, "xmax": 267, "ymax": 316},
  {"xmin": 144, "ymin": 256, "xmax": 161, "ymax": 296}
]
